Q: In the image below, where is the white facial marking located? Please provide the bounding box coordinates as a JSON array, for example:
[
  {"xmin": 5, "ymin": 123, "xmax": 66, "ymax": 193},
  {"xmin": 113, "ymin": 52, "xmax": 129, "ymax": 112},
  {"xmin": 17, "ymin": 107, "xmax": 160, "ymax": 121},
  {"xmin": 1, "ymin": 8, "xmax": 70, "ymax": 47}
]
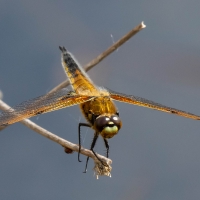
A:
[
  {"xmin": 106, "ymin": 117, "xmax": 110, "ymax": 121},
  {"xmin": 113, "ymin": 116, "xmax": 118, "ymax": 120}
]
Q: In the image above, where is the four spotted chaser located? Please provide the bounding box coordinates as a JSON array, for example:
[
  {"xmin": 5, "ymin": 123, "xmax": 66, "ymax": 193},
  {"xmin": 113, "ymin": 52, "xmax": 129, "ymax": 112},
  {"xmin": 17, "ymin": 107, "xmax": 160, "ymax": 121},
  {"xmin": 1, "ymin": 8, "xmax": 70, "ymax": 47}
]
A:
[{"xmin": 0, "ymin": 46, "xmax": 200, "ymax": 172}]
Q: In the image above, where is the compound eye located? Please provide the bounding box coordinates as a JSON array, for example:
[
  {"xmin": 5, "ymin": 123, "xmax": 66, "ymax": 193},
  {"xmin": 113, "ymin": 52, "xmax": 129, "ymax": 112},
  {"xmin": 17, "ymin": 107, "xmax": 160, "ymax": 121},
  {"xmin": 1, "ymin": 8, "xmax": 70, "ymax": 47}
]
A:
[
  {"xmin": 111, "ymin": 115, "xmax": 122, "ymax": 129},
  {"xmin": 94, "ymin": 116, "xmax": 110, "ymax": 132}
]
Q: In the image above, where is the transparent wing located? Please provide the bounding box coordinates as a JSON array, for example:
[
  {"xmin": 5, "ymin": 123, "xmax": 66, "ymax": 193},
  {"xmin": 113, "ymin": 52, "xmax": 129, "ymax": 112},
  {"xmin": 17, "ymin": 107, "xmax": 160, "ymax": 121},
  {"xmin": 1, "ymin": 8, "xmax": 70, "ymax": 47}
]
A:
[
  {"xmin": 0, "ymin": 88, "xmax": 94, "ymax": 126},
  {"xmin": 108, "ymin": 89, "xmax": 200, "ymax": 120}
]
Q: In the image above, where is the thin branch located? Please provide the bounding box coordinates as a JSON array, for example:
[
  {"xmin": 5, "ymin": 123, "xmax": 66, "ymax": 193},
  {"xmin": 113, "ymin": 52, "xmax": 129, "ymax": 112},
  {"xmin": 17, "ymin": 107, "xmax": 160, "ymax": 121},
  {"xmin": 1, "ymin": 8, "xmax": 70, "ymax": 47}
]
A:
[
  {"xmin": 49, "ymin": 21, "xmax": 146, "ymax": 93},
  {"xmin": 0, "ymin": 22, "xmax": 146, "ymax": 177},
  {"xmin": 0, "ymin": 99, "xmax": 112, "ymax": 177}
]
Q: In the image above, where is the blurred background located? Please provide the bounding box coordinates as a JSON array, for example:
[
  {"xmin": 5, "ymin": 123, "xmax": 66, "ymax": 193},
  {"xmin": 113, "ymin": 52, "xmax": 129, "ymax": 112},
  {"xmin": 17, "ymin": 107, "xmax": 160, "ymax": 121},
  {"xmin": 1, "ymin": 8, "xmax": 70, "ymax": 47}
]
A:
[{"xmin": 0, "ymin": 1, "xmax": 200, "ymax": 199}]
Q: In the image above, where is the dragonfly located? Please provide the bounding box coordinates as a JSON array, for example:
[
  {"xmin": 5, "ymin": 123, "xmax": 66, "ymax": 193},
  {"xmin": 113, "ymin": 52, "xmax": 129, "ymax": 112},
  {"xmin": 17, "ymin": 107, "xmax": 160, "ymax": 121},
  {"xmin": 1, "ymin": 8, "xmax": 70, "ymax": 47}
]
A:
[{"xmin": 0, "ymin": 46, "xmax": 200, "ymax": 172}]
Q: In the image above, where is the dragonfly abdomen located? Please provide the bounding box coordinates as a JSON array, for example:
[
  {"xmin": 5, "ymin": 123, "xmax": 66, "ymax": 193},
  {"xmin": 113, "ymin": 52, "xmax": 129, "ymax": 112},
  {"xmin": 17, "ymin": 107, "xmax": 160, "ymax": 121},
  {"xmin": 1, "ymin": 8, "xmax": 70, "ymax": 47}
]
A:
[{"xmin": 59, "ymin": 47, "xmax": 97, "ymax": 94}]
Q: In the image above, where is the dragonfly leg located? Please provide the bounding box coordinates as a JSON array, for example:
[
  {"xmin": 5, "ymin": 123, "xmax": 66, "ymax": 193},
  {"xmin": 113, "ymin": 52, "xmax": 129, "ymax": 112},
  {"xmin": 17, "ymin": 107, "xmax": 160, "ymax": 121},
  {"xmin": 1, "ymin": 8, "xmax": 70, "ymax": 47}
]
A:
[
  {"xmin": 83, "ymin": 132, "xmax": 99, "ymax": 173},
  {"xmin": 103, "ymin": 138, "xmax": 109, "ymax": 158},
  {"xmin": 78, "ymin": 123, "xmax": 91, "ymax": 162}
]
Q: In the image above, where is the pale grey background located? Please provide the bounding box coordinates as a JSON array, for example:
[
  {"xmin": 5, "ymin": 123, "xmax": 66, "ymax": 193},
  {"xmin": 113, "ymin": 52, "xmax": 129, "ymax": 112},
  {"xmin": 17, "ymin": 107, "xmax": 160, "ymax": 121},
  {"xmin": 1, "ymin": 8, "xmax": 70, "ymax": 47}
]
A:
[{"xmin": 0, "ymin": 1, "xmax": 200, "ymax": 199}]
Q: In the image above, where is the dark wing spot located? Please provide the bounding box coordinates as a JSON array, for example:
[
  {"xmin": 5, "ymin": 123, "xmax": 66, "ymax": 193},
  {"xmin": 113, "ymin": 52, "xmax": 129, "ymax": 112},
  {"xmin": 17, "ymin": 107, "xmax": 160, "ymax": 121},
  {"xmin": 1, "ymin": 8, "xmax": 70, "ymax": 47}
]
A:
[
  {"xmin": 35, "ymin": 111, "xmax": 44, "ymax": 115},
  {"xmin": 1, "ymin": 123, "xmax": 8, "ymax": 127},
  {"xmin": 60, "ymin": 96, "xmax": 68, "ymax": 101},
  {"xmin": 170, "ymin": 110, "xmax": 177, "ymax": 114}
]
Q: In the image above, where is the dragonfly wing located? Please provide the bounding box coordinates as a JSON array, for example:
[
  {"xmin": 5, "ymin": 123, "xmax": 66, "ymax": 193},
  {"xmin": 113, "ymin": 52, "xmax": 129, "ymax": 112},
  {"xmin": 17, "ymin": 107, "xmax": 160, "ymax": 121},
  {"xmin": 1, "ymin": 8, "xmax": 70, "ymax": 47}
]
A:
[
  {"xmin": 0, "ymin": 88, "xmax": 94, "ymax": 126},
  {"xmin": 108, "ymin": 89, "xmax": 200, "ymax": 120}
]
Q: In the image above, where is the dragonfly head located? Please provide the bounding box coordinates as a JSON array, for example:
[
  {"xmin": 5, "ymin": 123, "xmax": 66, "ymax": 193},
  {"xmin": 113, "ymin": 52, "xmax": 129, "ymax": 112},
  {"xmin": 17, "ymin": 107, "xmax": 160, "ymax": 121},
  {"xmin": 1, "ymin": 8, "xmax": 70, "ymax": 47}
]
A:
[{"xmin": 94, "ymin": 114, "xmax": 122, "ymax": 138}]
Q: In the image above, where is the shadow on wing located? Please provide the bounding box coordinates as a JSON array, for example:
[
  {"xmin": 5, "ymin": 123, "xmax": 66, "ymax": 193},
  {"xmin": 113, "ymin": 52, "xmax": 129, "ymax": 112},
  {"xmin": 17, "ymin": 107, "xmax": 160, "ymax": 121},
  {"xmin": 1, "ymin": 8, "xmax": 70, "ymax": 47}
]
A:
[
  {"xmin": 108, "ymin": 88, "xmax": 200, "ymax": 120},
  {"xmin": 0, "ymin": 88, "xmax": 93, "ymax": 126}
]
